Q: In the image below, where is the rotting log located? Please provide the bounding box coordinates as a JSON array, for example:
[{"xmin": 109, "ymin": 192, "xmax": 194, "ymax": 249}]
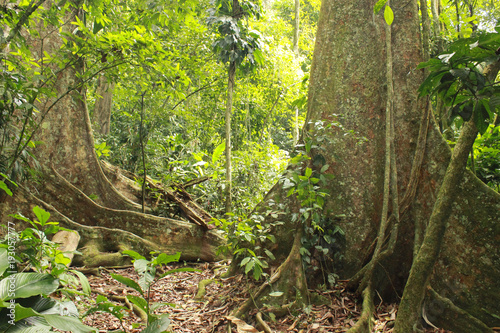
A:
[{"xmin": 101, "ymin": 160, "xmax": 214, "ymax": 230}]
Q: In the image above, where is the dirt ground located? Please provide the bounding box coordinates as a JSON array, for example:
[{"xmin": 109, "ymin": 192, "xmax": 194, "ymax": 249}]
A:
[{"xmin": 77, "ymin": 261, "xmax": 452, "ymax": 333}]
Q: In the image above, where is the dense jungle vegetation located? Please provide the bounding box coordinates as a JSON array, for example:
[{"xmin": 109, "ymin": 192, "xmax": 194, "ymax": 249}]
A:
[{"xmin": 1, "ymin": 0, "xmax": 500, "ymax": 332}]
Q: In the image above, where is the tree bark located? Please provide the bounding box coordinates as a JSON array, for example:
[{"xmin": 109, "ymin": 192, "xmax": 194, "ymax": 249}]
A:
[
  {"xmin": 292, "ymin": 0, "xmax": 300, "ymax": 56},
  {"xmin": 251, "ymin": 0, "xmax": 500, "ymax": 330},
  {"xmin": 92, "ymin": 75, "xmax": 115, "ymax": 136},
  {"xmin": 394, "ymin": 120, "xmax": 479, "ymax": 332}
]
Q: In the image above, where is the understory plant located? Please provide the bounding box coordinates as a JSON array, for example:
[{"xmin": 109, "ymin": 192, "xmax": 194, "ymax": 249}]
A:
[
  {"xmin": 211, "ymin": 207, "xmax": 283, "ymax": 280},
  {"xmin": 0, "ymin": 206, "xmax": 94, "ymax": 332},
  {"xmin": 85, "ymin": 250, "xmax": 199, "ymax": 333}
]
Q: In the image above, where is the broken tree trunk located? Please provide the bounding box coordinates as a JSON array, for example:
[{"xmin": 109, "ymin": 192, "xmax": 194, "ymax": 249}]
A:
[{"xmin": 100, "ymin": 161, "xmax": 214, "ymax": 230}]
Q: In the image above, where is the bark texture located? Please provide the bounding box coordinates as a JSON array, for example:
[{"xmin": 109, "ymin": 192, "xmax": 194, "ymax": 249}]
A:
[
  {"xmin": 92, "ymin": 75, "xmax": 115, "ymax": 136},
  {"xmin": 259, "ymin": 0, "xmax": 500, "ymax": 330}
]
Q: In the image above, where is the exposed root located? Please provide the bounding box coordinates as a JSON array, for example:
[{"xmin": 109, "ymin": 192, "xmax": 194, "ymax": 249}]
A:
[
  {"xmin": 424, "ymin": 287, "xmax": 494, "ymax": 333},
  {"xmin": 232, "ymin": 226, "xmax": 307, "ymax": 319},
  {"xmin": 195, "ymin": 279, "xmax": 215, "ymax": 300},
  {"xmin": 5, "ymin": 182, "xmax": 225, "ymax": 263},
  {"xmin": 346, "ymin": 283, "xmax": 375, "ymax": 333},
  {"xmin": 256, "ymin": 312, "xmax": 273, "ymax": 333}
]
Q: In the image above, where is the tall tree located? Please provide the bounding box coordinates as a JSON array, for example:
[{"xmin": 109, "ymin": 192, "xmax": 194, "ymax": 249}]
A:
[
  {"xmin": 1, "ymin": 0, "xmax": 223, "ymax": 265},
  {"xmin": 207, "ymin": 0, "xmax": 263, "ymax": 213},
  {"xmin": 237, "ymin": 0, "xmax": 500, "ymax": 331}
]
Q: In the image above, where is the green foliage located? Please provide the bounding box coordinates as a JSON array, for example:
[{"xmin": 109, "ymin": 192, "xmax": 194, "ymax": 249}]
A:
[
  {"xmin": 86, "ymin": 250, "xmax": 198, "ymax": 332},
  {"xmin": 212, "ymin": 207, "xmax": 282, "ymax": 280},
  {"xmin": 417, "ymin": 29, "xmax": 500, "ymax": 135},
  {"xmin": 0, "ymin": 270, "xmax": 95, "ymax": 333},
  {"xmin": 207, "ymin": 0, "xmax": 264, "ymax": 68},
  {"xmin": 94, "ymin": 141, "xmax": 110, "ymax": 158},
  {"xmin": 0, "ymin": 206, "xmax": 92, "ymax": 332},
  {"xmin": 281, "ymin": 121, "xmax": 346, "ymax": 284},
  {"xmin": 2, "ymin": 207, "xmax": 90, "ymax": 297},
  {"xmin": 5, "ymin": 207, "xmax": 70, "ymax": 276},
  {"xmin": 470, "ymin": 125, "xmax": 500, "ymax": 191}
]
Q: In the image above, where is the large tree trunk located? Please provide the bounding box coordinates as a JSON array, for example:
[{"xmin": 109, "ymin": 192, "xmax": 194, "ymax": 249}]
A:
[
  {"xmin": 1, "ymin": 0, "xmax": 223, "ymax": 264},
  {"xmin": 252, "ymin": 0, "xmax": 500, "ymax": 330},
  {"xmin": 92, "ymin": 75, "xmax": 115, "ymax": 136}
]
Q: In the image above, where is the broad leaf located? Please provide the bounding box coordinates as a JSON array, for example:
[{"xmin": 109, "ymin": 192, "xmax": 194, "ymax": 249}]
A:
[
  {"xmin": 384, "ymin": 5, "xmax": 394, "ymax": 25},
  {"xmin": 110, "ymin": 273, "xmax": 144, "ymax": 296},
  {"xmin": 0, "ymin": 248, "xmax": 9, "ymax": 276},
  {"xmin": 212, "ymin": 141, "xmax": 226, "ymax": 164},
  {"xmin": 32, "ymin": 206, "xmax": 50, "ymax": 225},
  {"xmin": 126, "ymin": 295, "xmax": 148, "ymax": 313},
  {"xmin": 140, "ymin": 315, "xmax": 170, "ymax": 333},
  {"xmin": 44, "ymin": 314, "xmax": 96, "ymax": 333},
  {"xmin": 159, "ymin": 267, "xmax": 200, "ymax": 278},
  {"xmin": 0, "ymin": 273, "xmax": 59, "ymax": 301},
  {"xmin": 122, "ymin": 250, "xmax": 146, "ymax": 260},
  {"xmin": 70, "ymin": 270, "xmax": 91, "ymax": 295},
  {"xmin": 0, "ymin": 181, "xmax": 12, "ymax": 196},
  {"xmin": 373, "ymin": 0, "xmax": 388, "ymax": 13}
]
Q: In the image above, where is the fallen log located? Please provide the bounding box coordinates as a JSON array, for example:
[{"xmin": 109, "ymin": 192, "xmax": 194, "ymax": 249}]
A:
[{"xmin": 100, "ymin": 161, "xmax": 214, "ymax": 230}]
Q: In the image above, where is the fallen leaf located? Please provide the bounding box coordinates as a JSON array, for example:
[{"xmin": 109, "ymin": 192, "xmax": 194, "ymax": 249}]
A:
[{"xmin": 225, "ymin": 315, "xmax": 262, "ymax": 333}]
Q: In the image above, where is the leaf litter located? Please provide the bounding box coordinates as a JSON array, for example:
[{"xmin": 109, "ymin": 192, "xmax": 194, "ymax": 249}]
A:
[{"xmin": 77, "ymin": 261, "xmax": 453, "ymax": 332}]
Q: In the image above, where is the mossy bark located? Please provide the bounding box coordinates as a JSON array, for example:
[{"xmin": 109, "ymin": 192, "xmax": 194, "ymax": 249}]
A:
[
  {"xmin": 394, "ymin": 120, "xmax": 479, "ymax": 332},
  {"xmin": 253, "ymin": 0, "xmax": 500, "ymax": 330}
]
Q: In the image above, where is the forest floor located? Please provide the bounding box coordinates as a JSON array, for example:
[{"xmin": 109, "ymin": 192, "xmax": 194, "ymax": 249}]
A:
[{"xmin": 77, "ymin": 261, "xmax": 451, "ymax": 333}]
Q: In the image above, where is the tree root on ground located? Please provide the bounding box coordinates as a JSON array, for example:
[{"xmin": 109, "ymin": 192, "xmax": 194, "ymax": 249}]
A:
[
  {"xmin": 346, "ymin": 283, "xmax": 375, "ymax": 333},
  {"xmin": 2, "ymin": 182, "xmax": 224, "ymax": 264},
  {"xmin": 232, "ymin": 226, "xmax": 307, "ymax": 319},
  {"xmin": 256, "ymin": 312, "xmax": 272, "ymax": 333},
  {"xmin": 195, "ymin": 279, "xmax": 216, "ymax": 300}
]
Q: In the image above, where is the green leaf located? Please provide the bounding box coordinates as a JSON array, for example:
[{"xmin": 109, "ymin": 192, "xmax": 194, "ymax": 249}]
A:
[
  {"xmin": 0, "ymin": 273, "xmax": 59, "ymax": 301},
  {"xmin": 264, "ymin": 249, "xmax": 275, "ymax": 260},
  {"xmin": 154, "ymin": 252, "xmax": 181, "ymax": 266},
  {"xmin": 253, "ymin": 48, "xmax": 264, "ymax": 66},
  {"xmin": 32, "ymin": 206, "xmax": 50, "ymax": 225},
  {"xmin": 0, "ymin": 181, "xmax": 13, "ymax": 196},
  {"xmin": 159, "ymin": 267, "xmax": 200, "ymax": 278},
  {"xmin": 212, "ymin": 142, "xmax": 226, "ymax": 164},
  {"xmin": 269, "ymin": 291, "xmax": 283, "ymax": 297},
  {"xmin": 304, "ymin": 167, "xmax": 312, "ymax": 178},
  {"xmin": 245, "ymin": 260, "xmax": 255, "ymax": 274},
  {"xmin": 111, "ymin": 273, "xmax": 144, "ymax": 296},
  {"xmin": 133, "ymin": 259, "xmax": 149, "ymax": 274},
  {"xmin": 320, "ymin": 164, "xmax": 329, "ymax": 173},
  {"xmin": 240, "ymin": 257, "xmax": 250, "ymax": 266},
  {"xmin": 44, "ymin": 314, "xmax": 96, "ymax": 333},
  {"xmin": 384, "ymin": 5, "xmax": 394, "ymax": 25},
  {"xmin": 473, "ymin": 100, "xmax": 490, "ymax": 135},
  {"xmin": 0, "ymin": 248, "xmax": 8, "ymax": 276},
  {"xmin": 70, "ymin": 270, "xmax": 91, "ymax": 295},
  {"xmin": 373, "ymin": 0, "xmax": 388, "ymax": 13},
  {"xmin": 140, "ymin": 315, "xmax": 170, "ymax": 333},
  {"xmin": 139, "ymin": 271, "xmax": 155, "ymax": 293},
  {"xmin": 126, "ymin": 295, "xmax": 148, "ymax": 313},
  {"xmin": 122, "ymin": 250, "xmax": 146, "ymax": 260}
]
